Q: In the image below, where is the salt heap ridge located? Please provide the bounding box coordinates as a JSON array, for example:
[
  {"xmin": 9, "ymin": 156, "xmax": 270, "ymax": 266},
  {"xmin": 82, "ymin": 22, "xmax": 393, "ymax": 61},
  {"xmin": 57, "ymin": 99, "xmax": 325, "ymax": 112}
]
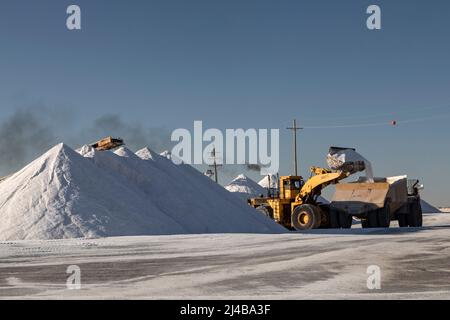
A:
[{"xmin": 0, "ymin": 144, "xmax": 285, "ymax": 240}]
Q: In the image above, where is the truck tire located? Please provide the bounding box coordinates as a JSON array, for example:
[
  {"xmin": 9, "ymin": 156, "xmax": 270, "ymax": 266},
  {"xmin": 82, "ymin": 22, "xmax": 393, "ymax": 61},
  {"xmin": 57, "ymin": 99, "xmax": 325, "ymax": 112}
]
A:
[
  {"xmin": 256, "ymin": 205, "xmax": 273, "ymax": 219},
  {"xmin": 364, "ymin": 211, "xmax": 378, "ymax": 228},
  {"xmin": 377, "ymin": 206, "xmax": 391, "ymax": 228},
  {"xmin": 292, "ymin": 204, "xmax": 321, "ymax": 230},
  {"xmin": 361, "ymin": 219, "xmax": 369, "ymax": 228},
  {"xmin": 398, "ymin": 214, "xmax": 408, "ymax": 227},
  {"xmin": 318, "ymin": 205, "xmax": 331, "ymax": 229},
  {"xmin": 329, "ymin": 208, "xmax": 341, "ymax": 228},
  {"xmin": 417, "ymin": 203, "xmax": 423, "ymax": 226},
  {"xmin": 407, "ymin": 200, "xmax": 423, "ymax": 227},
  {"xmin": 339, "ymin": 212, "xmax": 352, "ymax": 229}
]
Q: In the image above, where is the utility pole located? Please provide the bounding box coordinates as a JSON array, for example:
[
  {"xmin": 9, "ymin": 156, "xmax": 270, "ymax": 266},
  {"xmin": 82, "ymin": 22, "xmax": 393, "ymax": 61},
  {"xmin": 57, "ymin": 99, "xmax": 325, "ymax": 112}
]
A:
[
  {"xmin": 287, "ymin": 119, "xmax": 303, "ymax": 176},
  {"xmin": 209, "ymin": 147, "xmax": 222, "ymax": 184}
]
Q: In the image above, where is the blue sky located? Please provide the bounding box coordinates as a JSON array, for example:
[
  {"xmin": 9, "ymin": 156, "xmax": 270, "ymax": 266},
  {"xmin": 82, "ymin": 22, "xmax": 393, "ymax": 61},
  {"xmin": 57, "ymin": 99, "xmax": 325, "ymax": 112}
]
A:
[{"xmin": 0, "ymin": 0, "xmax": 449, "ymax": 205}]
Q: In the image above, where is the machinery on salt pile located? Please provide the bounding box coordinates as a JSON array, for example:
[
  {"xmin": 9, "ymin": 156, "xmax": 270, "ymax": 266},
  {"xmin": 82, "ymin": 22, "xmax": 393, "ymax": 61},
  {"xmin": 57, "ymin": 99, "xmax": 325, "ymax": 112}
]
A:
[{"xmin": 90, "ymin": 137, "xmax": 124, "ymax": 151}]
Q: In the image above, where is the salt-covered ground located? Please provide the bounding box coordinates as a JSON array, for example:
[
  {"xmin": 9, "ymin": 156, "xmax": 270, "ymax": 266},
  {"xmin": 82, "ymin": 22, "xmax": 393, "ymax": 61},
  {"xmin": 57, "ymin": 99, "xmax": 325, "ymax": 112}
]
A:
[{"xmin": 1, "ymin": 213, "xmax": 450, "ymax": 299}]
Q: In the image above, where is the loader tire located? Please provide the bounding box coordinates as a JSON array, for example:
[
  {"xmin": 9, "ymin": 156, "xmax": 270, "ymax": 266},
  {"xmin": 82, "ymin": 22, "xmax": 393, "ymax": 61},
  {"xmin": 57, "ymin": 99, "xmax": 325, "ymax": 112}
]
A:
[
  {"xmin": 339, "ymin": 212, "xmax": 352, "ymax": 229},
  {"xmin": 377, "ymin": 206, "xmax": 391, "ymax": 228},
  {"xmin": 292, "ymin": 205, "xmax": 321, "ymax": 230},
  {"xmin": 329, "ymin": 208, "xmax": 341, "ymax": 229},
  {"xmin": 256, "ymin": 205, "xmax": 273, "ymax": 219},
  {"xmin": 407, "ymin": 200, "xmax": 423, "ymax": 227}
]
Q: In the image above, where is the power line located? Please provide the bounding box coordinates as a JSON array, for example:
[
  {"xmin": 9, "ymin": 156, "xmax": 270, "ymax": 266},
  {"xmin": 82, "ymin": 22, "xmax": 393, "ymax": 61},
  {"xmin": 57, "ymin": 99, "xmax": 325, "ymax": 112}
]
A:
[{"xmin": 302, "ymin": 112, "xmax": 450, "ymax": 129}]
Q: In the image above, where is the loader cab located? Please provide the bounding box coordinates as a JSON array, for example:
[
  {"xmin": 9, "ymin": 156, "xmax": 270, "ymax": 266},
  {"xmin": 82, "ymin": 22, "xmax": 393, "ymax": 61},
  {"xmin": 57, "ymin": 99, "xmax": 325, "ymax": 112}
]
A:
[{"xmin": 279, "ymin": 176, "xmax": 304, "ymax": 200}]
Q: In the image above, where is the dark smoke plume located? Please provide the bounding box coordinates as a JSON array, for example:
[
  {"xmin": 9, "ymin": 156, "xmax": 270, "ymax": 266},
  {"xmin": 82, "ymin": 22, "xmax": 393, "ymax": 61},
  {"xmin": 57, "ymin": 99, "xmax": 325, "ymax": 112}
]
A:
[
  {"xmin": 246, "ymin": 164, "xmax": 262, "ymax": 172},
  {"xmin": 0, "ymin": 109, "xmax": 174, "ymax": 176},
  {"xmin": 0, "ymin": 108, "xmax": 56, "ymax": 176},
  {"xmin": 83, "ymin": 114, "xmax": 173, "ymax": 152}
]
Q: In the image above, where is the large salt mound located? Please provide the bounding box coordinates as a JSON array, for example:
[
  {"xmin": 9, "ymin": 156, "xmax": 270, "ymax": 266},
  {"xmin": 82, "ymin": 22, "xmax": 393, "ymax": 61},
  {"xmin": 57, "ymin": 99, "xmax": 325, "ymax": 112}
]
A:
[
  {"xmin": 0, "ymin": 144, "xmax": 285, "ymax": 240},
  {"xmin": 225, "ymin": 174, "xmax": 266, "ymax": 201}
]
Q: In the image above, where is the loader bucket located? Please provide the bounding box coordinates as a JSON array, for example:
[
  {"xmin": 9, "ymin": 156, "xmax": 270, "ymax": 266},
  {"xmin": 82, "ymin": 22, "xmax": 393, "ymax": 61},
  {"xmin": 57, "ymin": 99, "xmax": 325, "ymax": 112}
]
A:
[
  {"xmin": 331, "ymin": 182, "xmax": 390, "ymax": 215},
  {"xmin": 327, "ymin": 147, "xmax": 366, "ymax": 175}
]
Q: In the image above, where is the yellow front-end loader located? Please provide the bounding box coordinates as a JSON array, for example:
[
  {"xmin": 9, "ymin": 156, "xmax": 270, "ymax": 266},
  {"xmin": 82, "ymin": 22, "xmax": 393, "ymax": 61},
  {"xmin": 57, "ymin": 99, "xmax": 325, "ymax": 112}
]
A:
[{"xmin": 249, "ymin": 162, "xmax": 364, "ymax": 230}]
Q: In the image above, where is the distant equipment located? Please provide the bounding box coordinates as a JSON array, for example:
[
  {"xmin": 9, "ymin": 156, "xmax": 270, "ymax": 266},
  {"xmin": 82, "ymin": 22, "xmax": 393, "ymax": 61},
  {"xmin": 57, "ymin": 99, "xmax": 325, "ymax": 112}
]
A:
[{"xmin": 90, "ymin": 137, "xmax": 124, "ymax": 151}]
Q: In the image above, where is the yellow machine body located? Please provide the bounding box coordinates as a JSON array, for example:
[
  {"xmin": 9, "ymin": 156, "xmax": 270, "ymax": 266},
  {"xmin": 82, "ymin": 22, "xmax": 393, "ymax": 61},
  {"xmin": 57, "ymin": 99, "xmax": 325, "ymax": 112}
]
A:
[{"xmin": 249, "ymin": 167, "xmax": 350, "ymax": 229}]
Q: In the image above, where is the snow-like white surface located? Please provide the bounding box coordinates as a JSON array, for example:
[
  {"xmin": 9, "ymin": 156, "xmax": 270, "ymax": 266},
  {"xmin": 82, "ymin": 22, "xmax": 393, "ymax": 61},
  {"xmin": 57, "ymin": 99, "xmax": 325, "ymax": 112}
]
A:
[
  {"xmin": 225, "ymin": 174, "xmax": 266, "ymax": 201},
  {"xmin": 0, "ymin": 213, "xmax": 449, "ymax": 299},
  {"xmin": 0, "ymin": 144, "xmax": 285, "ymax": 241}
]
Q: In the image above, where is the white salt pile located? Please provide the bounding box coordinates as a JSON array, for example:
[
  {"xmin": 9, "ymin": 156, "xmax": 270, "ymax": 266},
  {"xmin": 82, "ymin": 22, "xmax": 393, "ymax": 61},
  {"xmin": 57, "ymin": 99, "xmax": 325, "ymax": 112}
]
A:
[
  {"xmin": 420, "ymin": 200, "xmax": 442, "ymax": 213},
  {"xmin": 225, "ymin": 174, "xmax": 266, "ymax": 201},
  {"xmin": 0, "ymin": 144, "xmax": 285, "ymax": 241},
  {"xmin": 258, "ymin": 174, "xmax": 278, "ymax": 189}
]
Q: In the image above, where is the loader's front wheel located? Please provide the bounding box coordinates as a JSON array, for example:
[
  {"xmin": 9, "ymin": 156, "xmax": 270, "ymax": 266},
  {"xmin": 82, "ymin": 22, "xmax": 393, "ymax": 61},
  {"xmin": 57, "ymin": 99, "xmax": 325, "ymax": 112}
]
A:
[{"xmin": 292, "ymin": 205, "xmax": 321, "ymax": 230}]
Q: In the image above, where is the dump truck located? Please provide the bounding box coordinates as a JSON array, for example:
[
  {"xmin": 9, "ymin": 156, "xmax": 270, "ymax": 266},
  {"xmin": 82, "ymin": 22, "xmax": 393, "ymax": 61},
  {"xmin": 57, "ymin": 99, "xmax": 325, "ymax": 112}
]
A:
[
  {"xmin": 90, "ymin": 137, "xmax": 124, "ymax": 151},
  {"xmin": 330, "ymin": 176, "xmax": 423, "ymax": 228}
]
